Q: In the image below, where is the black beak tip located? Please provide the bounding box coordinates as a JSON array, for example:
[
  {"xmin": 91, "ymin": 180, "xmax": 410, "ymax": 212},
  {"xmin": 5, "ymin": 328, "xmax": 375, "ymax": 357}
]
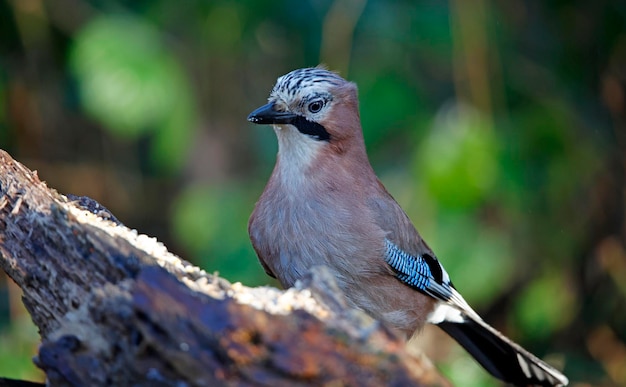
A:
[
  {"xmin": 247, "ymin": 104, "xmax": 271, "ymax": 125},
  {"xmin": 247, "ymin": 102, "xmax": 296, "ymax": 125}
]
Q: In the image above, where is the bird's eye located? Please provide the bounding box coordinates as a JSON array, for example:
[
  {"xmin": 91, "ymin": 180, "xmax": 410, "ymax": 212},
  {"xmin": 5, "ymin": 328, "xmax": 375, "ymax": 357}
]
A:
[{"xmin": 308, "ymin": 100, "xmax": 324, "ymax": 113}]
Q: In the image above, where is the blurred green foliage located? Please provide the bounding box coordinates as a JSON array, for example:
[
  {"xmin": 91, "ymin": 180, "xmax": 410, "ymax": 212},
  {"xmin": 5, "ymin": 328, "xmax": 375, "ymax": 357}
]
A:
[
  {"xmin": 0, "ymin": 315, "xmax": 43, "ymax": 381},
  {"xmin": 0, "ymin": 0, "xmax": 625, "ymax": 385},
  {"xmin": 515, "ymin": 273, "xmax": 576, "ymax": 341},
  {"xmin": 416, "ymin": 104, "xmax": 499, "ymax": 209},
  {"xmin": 70, "ymin": 15, "xmax": 196, "ymax": 172},
  {"xmin": 171, "ymin": 183, "xmax": 267, "ymax": 286}
]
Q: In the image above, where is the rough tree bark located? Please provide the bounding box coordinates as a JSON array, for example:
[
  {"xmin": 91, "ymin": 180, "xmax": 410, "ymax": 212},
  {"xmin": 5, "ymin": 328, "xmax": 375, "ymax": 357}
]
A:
[{"xmin": 0, "ymin": 149, "xmax": 450, "ymax": 387}]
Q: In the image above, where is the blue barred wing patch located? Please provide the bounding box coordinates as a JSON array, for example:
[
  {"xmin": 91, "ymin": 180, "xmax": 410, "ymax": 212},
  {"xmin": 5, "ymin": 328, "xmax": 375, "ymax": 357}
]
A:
[
  {"xmin": 384, "ymin": 239, "xmax": 460, "ymax": 305},
  {"xmin": 384, "ymin": 239, "xmax": 432, "ymax": 291}
]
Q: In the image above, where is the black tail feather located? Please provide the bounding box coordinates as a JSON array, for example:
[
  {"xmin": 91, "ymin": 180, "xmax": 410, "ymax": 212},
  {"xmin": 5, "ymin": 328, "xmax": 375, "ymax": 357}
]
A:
[{"xmin": 438, "ymin": 315, "xmax": 568, "ymax": 386}]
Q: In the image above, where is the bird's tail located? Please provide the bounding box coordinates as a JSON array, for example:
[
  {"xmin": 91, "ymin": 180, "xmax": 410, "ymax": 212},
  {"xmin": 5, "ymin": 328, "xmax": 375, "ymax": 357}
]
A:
[{"xmin": 437, "ymin": 312, "xmax": 568, "ymax": 386}]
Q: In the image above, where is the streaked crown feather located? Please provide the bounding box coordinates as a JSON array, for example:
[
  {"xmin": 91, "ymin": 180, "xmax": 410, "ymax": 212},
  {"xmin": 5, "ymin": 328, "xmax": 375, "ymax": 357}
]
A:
[{"xmin": 269, "ymin": 67, "xmax": 345, "ymax": 106}]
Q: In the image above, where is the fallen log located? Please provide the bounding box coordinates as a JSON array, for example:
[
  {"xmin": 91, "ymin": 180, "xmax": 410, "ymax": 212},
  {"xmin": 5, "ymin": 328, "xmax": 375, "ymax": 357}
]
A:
[{"xmin": 0, "ymin": 149, "xmax": 449, "ymax": 386}]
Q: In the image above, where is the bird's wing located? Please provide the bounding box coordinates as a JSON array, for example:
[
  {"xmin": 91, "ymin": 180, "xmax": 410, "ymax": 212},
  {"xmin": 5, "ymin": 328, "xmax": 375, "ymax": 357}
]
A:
[
  {"xmin": 368, "ymin": 193, "xmax": 569, "ymax": 386},
  {"xmin": 366, "ymin": 192, "xmax": 477, "ymax": 318},
  {"xmin": 383, "ymin": 238, "xmax": 478, "ymax": 320}
]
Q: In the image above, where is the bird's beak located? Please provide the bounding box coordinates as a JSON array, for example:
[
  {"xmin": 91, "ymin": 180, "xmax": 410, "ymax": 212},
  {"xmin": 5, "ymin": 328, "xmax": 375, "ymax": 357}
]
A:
[{"xmin": 247, "ymin": 102, "xmax": 297, "ymax": 125}]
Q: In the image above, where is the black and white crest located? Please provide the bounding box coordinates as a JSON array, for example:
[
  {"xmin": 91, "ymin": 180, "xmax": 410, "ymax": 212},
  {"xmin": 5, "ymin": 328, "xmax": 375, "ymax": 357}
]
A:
[{"xmin": 269, "ymin": 67, "xmax": 343, "ymax": 103}]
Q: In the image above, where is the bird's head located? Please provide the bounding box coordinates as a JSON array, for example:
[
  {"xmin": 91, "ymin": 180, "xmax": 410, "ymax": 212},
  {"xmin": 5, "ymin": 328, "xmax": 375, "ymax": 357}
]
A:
[{"xmin": 247, "ymin": 67, "xmax": 363, "ymax": 154}]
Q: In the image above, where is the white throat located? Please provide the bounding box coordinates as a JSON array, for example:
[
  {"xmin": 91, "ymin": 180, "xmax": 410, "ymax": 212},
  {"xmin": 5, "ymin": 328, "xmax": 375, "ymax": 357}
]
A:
[{"xmin": 273, "ymin": 124, "xmax": 324, "ymax": 190}]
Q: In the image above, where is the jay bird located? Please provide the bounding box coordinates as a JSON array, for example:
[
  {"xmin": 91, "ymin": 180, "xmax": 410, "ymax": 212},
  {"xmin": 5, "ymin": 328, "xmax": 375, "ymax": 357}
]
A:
[{"xmin": 247, "ymin": 67, "xmax": 568, "ymax": 386}]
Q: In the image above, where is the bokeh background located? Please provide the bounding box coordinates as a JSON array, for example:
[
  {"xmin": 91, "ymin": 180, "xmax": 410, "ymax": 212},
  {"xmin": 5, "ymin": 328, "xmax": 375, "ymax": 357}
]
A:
[{"xmin": 0, "ymin": 0, "xmax": 624, "ymax": 385}]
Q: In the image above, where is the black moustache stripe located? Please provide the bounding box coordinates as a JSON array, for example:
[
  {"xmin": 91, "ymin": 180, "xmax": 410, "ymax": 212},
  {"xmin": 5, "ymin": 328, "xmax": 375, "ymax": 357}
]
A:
[{"xmin": 291, "ymin": 116, "xmax": 331, "ymax": 142}]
